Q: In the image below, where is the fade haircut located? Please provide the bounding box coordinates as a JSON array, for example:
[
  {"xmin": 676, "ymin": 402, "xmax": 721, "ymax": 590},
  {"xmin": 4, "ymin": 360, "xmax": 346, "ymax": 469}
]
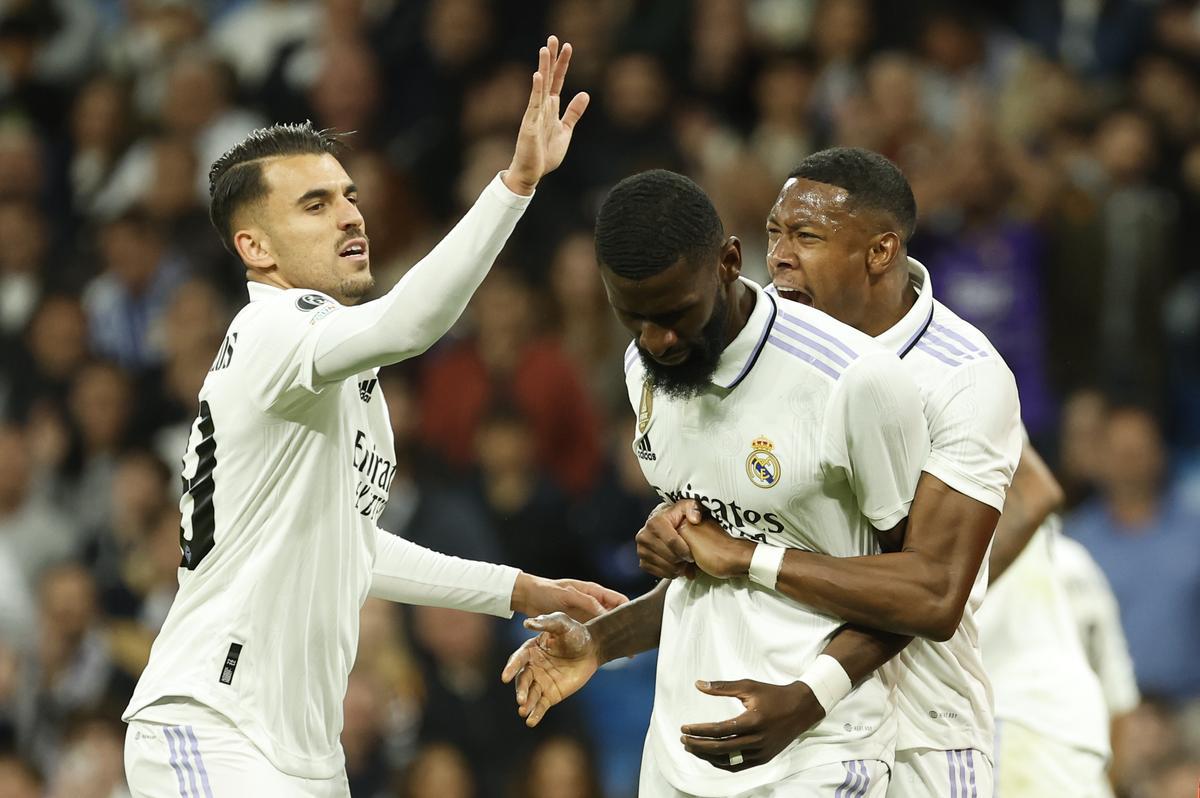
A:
[
  {"xmin": 594, "ymin": 170, "xmax": 723, "ymax": 280},
  {"xmin": 789, "ymin": 148, "xmax": 917, "ymax": 243},
  {"xmin": 208, "ymin": 121, "xmax": 347, "ymax": 255}
]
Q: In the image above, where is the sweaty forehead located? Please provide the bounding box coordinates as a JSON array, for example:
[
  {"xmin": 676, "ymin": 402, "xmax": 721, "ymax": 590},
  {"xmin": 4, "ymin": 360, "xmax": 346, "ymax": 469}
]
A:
[{"xmin": 772, "ymin": 177, "xmax": 855, "ymax": 221}]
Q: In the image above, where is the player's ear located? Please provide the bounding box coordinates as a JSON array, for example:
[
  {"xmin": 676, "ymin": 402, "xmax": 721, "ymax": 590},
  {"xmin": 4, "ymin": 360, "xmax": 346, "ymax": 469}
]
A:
[
  {"xmin": 235, "ymin": 227, "xmax": 275, "ymax": 275},
  {"xmin": 718, "ymin": 236, "xmax": 742, "ymax": 285},
  {"xmin": 865, "ymin": 231, "xmax": 901, "ymax": 277}
]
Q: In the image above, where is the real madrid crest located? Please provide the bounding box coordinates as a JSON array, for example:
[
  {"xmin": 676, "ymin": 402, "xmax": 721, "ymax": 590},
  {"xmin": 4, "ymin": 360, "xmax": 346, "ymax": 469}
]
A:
[
  {"xmin": 638, "ymin": 380, "xmax": 654, "ymax": 434},
  {"xmin": 746, "ymin": 436, "xmax": 781, "ymax": 488}
]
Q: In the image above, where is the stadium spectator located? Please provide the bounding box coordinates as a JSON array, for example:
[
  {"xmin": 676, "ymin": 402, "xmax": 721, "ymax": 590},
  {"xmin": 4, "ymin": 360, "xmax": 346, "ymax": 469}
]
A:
[
  {"xmin": 83, "ymin": 209, "xmax": 188, "ymax": 371},
  {"xmin": 419, "ymin": 268, "xmax": 602, "ymax": 497},
  {"xmin": 0, "ymin": 425, "xmax": 77, "ymax": 586},
  {"xmin": 10, "ymin": 563, "xmax": 118, "ymax": 773},
  {"xmin": 0, "ymin": 200, "xmax": 50, "ymax": 340},
  {"xmin": 1066, "ymin": 406, "xmax": 1200, "ymax": 701}
]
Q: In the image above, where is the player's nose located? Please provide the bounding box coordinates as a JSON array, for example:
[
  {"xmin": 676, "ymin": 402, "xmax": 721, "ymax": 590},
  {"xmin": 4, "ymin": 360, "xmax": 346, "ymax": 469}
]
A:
[
  {"xmin": 338, "ymin": 197, "xmax": 364, "ymax": 229},
  {"xmin": 639, "ymin": 322, "xmax": 679, "ymax": 359},
  {"xmin": 766, "ymin": 238, "xmax": 798, "ymax": 273}
]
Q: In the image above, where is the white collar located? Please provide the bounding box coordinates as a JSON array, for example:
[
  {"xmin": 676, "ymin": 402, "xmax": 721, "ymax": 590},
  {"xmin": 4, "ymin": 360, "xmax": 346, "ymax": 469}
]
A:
[
  {"xmin": 875, "ymin": 257, "xmax": 935, "ymax": 357},
  {"xmin": 247, "ymin": 282, "xmax": 283, "ymax": 303},
  {"xmin": 709, "ymin": 277, "xmax": 778, "ymax": 389}
]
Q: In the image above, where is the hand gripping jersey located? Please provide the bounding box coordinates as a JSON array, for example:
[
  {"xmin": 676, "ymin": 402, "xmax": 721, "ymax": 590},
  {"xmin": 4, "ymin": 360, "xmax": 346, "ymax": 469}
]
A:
[{"xmin": 626, "ymin": 278, "xmax": 931, "ymax": 796}]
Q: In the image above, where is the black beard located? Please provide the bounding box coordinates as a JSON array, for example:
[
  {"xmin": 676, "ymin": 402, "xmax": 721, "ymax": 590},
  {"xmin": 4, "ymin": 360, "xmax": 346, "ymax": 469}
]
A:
[{"xmin": 639, "ymin": 289, "xmax": 728, "ymax": 400}]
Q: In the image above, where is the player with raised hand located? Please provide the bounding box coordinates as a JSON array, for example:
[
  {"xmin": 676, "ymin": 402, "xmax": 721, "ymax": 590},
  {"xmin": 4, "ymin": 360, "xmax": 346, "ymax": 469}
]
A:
[{"xmin": 122, "ymin": 36, "xmax": 620, "ymax": 798}]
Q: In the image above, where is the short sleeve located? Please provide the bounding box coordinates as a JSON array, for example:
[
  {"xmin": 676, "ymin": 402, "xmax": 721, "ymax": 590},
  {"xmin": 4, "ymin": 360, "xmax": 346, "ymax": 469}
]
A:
[
  {"xmin": 237, "ymin": 290, "xmax": 346, "ymax": 414},
  {"xmin": 826, "ymin": 351, "xmax": 931, "ymax": 530},
  {"xmin": 922, "ymin": 360, "xmax": 1022, "ymax": 513}
]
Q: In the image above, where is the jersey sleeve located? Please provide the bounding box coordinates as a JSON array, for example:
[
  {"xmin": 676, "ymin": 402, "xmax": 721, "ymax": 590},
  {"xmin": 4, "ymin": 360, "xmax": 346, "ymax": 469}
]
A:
[
  {"xmin": 308, "ymin": 174, "xmax": 532, "ymax": 384},
  {"xmin": 922, "ymin": 359, "xmax": 1023, "ymax": 513},
  {"xmin": 825, "ymin": 351, "xmax": 931, "ymax": 530},
  {"xmin": 237, "ymin": 290, "xmax": 347, "ymax": 415},
  {"xmin": 369, "ymin": 528, "xmax": 519, "ymax": 618}
]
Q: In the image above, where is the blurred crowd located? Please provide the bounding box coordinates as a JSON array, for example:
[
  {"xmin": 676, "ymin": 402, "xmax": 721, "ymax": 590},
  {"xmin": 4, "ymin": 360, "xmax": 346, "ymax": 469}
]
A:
[{"xmin": 0, "ymin": 0, "xmax": 1198, "ymax": 796}]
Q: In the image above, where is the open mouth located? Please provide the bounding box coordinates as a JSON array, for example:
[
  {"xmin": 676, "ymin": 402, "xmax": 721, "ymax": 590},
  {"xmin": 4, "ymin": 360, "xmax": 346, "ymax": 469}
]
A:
[
  {"xmin": 338, "ymin": 238, "xmax": 368, "ymax": 262},
  {"xmin": 776, "ymin": 287, "xmax": 813, "ymax": 307}
]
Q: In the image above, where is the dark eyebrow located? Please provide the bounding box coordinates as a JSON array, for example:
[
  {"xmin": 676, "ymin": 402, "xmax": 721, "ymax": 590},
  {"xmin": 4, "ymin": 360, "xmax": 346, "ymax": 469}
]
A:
[{"xmin": 295, "ymin": 184, "xmax": 357, "ymax": 206}]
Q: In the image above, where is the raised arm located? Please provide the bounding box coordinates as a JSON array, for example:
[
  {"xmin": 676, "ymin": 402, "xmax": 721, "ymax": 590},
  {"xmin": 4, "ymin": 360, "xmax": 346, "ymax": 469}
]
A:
[
  {"xmin": 311, "ymin": 36, "xmax": 590, "ymax": 382},
  {"xmin": 988, "ymin": 439, "xmax": 1064, "ymax": 583}
]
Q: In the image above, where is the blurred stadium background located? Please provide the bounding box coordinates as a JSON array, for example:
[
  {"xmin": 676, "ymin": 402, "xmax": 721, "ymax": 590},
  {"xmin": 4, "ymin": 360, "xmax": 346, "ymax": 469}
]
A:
[{"xmin": 0, "ymin": 0, "xmax": 1199, "ymax": 796}]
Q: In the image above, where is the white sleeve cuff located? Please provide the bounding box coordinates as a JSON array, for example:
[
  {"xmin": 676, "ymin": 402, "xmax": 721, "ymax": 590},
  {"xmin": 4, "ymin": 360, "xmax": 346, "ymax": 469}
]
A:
[{"xmin": 486, "ymin": 172, "xmax": 536, "ymax": 209}]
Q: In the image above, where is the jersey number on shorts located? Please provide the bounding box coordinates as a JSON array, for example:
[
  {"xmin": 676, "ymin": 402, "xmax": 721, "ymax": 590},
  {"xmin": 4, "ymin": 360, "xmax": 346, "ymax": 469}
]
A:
[{"xmin": 179, "ymin": 400, "xmax": 218, "ymax": 570}]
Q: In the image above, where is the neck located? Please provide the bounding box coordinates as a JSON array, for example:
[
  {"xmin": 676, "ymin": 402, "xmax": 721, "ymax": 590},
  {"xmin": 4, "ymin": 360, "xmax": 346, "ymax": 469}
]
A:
[
  {"xmin": 722, "ymin": 280, "xmax": 757, "ymax": 349},
  {"xmin": 859, "ymin": 258, "xmax": 916, "ymax": 338}
]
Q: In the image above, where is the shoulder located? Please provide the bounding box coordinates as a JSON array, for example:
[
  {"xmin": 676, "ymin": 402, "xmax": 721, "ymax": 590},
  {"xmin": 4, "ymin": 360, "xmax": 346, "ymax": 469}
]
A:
[
  {"xmin": 912, "ymin": 301, "xmax": 1005, "ymax": 370},
  {"xmin": 237, "ymin": 288, "xmax": 341, "ymax": 334},
  {"xmin": 767, "ymin": 300, "xmax": 890, "ymax": 384}
]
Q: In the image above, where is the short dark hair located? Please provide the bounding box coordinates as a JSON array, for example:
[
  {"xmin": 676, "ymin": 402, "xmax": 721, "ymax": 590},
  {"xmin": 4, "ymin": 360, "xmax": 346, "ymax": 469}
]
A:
[
  {"xmin": 208, "ymin": 121, "xmax": 347, "ymax": 255},
  {"xmin": 594, "ymin": 169, "xmax": 723, "ymax": 280},
  {"xmin": 789, "ymin": 148, "xmax": 917, "ymax": 242}
]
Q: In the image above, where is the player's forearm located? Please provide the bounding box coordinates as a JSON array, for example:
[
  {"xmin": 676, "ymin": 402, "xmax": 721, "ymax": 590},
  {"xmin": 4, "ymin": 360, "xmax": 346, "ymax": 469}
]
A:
[
  {"xmin": 369, "ymin": 529, "xmax": 519, "ymax": 617},
  {"xmin": 587, "ymin": 579, "xmax": 668, "ymax": 665},
  {"xmin": 988, "ymin": 442, "xmax": 1063, "ymax": 584},
  {"xmin": 312, "ymin": 174, "xmax": 532, "ymax": 381},
  {"xmin": 775, "ymin": 549, "xmax": 961, "ymax": 640},
  {"xmin": 821, "ymin": 624, "xmax": 913, "ymax": 686}
]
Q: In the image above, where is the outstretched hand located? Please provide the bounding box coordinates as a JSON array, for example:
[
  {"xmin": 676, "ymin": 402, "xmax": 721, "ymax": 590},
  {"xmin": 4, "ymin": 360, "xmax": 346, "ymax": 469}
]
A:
[
  {"xmin": 504, "ymin": 35, "xmax": 590, "ymax": 195},
  {"xmin": 501, "ymin": 612, "xmax": 600, "ymax": 727},
  {"xmin": 511, "ymin": 573, "xmax": 628, "ymax": 623}
]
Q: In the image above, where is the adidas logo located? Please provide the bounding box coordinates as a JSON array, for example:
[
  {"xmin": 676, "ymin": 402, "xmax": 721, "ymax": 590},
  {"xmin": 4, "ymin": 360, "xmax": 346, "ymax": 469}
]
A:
[
  {"xmin": 635, "ymin": 434, "xmax": 656, "ymax": 461},
  {"xmin": 358, "ymin": 378, "xmax": 377, "ymax": 403}
]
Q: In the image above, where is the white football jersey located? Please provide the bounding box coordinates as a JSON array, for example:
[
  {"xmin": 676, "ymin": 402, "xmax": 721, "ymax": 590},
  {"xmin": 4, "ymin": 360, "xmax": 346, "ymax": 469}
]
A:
[
  {"xmin": 123, "ymin": 174, "xmax": 530, "ymax": 781},
  {"xmin": 978, "ymin": 518, "xmax": 1111, "ymax": 757},
  {"xmin": 1053, "ymin": 533, "xmax": 1141, "ymax": 718},
  {"xmin": 627, "ymin": 278, "xmax": 930, "ymax": 796},
  {"xmin": 123, "ymin": 284, "xmax": 396, "ymax": 778},
  {"xmin": 871, "ymin": 259, "xmax": 1021, "ymax": 758},
  {"xmin": 773, "ymin": 258, "xmax": 1023, "ymax": 759}
]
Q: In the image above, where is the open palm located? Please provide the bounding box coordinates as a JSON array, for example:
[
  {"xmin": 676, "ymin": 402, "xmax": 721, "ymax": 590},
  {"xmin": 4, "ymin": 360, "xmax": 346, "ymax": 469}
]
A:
[
  {"xmin": 501, "ymin": 612, "xmax": 599, "ymax": 727},
  {"xmin": 505, "ymin": 35, "xmax": 590, "ymax": 194}
]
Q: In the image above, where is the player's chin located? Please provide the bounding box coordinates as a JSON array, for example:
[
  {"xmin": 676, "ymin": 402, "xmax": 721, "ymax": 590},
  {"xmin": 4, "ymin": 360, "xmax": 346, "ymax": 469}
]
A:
[{"xmin": 338, "ymin": 269, "xmax": 376, "ymax": 301}]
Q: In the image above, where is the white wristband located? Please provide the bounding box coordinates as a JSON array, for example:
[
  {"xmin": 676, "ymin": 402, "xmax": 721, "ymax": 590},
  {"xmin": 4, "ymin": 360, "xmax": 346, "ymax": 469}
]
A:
[
  {"xmin": 747, "ymin": 543, "xmax": 786, "ymax": 590},
  {"xmin": 798, "ymin": 654, "xmax": 853, "ymax": 714}
]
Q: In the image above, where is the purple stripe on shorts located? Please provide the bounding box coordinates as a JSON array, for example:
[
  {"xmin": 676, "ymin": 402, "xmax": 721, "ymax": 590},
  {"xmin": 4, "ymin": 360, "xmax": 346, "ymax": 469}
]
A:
[
  {"xmin": 772, "ymin": 319, "xmax": 851, "ymax": 368},
  {"xmin": 768, "ymin": 336, "xmax": 842, "ymax": 379},
  {"xmin": 955, "ymin": 750, "xmax": 970, "ymax": 798},
  {"xmin": 947, "ymin": 749, "xmax": 959, "ymax": 798},
  {"xmin": 163, "ymin": 726, "xmax": 190, "ymax": 798},
  {"xmin": 931, "ymin": 321, "xmax": 984, "ymax": 354},
  {"xmin": 856, "ymin": 760, "xmax": 872, "ymax": 797},
  {"xmin": 915, "ymin": 342, "xmax": 961, "ymax": 367},
  {"xmin": 776, "ymin": 310, "xmax": 859, "ymax": 359},
  {"xmin": 835, "ymin": 761, "xmax": 858, "ymax": 798},
  {"xmin": 185, "ymin": 726, "xmax": 215, "ymax": 798},
  {"xmin": 171, "ymin": 727, "xmax": 201, "ymax": 798},
  {"xmin": 966, "ymin": 749, "xmax": 978, "ymax": 798}
]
